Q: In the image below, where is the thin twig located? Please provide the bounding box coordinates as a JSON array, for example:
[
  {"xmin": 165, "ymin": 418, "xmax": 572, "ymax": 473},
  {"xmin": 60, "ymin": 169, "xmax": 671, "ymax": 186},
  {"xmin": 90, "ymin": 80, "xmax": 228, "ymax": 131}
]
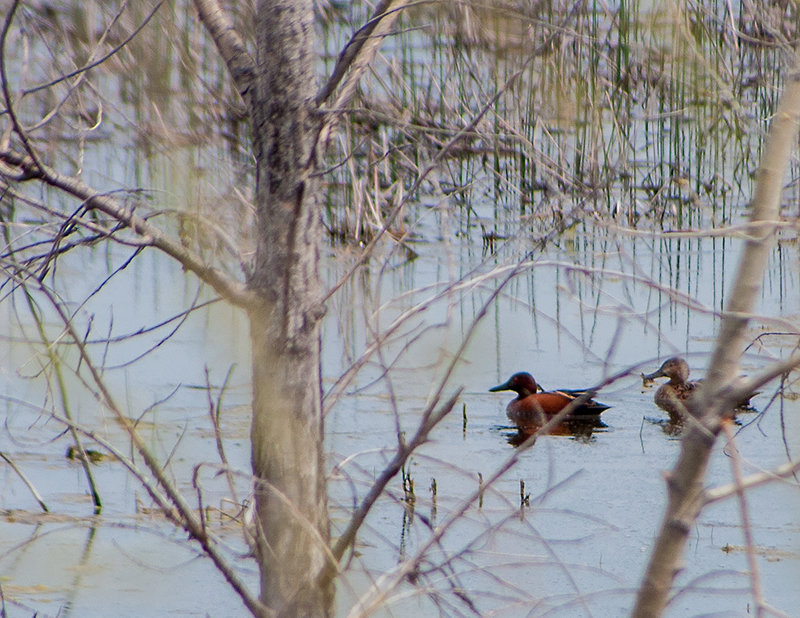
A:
[
  {"xmin": 12, "ymin": 264, "xmax": 103, "ymax": 513},
  {"xmin": 205, "ymin": 365, "xmax": 240, "ymax": 506},
  {"xmin": 722, "ymin": 422, "xmax": 765, "ymax": 617},
  {"xmin": 0, "ymin": 451, "xmax": 48, "ymax": 512},
  {"xmin": 704, "ymin": 458, "xmax": 800, "ymax": 505},
  {"xmin": 316, "ymin": 0, "xmax": 413, "ymax": 107},
  {"xmin": 329, "ymin": 389, "xmax": 462, "ymax": 563},
  {"xmin": 0, "ymin": 1, "xmax": 44, "ymax": 174},
  {"xmin": 193, "ymin": 0, "xmax": 256, "ymax": 102},
  {"xmin": 31, "ymin": 279, "xmax": 269, "ymax": 617},
  {"xmin": 0, "ymin": 149, "xmax": 256, "ymax": 309}
]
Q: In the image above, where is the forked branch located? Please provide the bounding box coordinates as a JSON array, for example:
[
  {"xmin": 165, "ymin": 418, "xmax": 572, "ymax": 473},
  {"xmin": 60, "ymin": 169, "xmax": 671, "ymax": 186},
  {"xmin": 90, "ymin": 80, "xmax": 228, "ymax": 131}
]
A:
[
  {"xmin": 0, "ymin": 148, "xmax": 257, "ymax": 309},
  {"xmin": 193, "ymin": 0, "xmax": 256, "ymax": 104},
  {"xmin": 316, "ymin": 0, "xmax": 411, "ymax": 107},
  {"xmin": 32, "ymin": 278, "xmax": 269, "ymax": 618}
]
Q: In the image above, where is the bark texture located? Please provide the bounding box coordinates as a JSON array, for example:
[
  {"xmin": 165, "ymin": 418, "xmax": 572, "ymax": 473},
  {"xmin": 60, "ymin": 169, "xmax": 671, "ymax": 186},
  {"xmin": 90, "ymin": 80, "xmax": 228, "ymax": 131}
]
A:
[
  {"xmin": 248, "ymin": 1, "xmax": 331, "ymax": 615},
  {"xmin": 632, "ymin": 48, "xmax": 800, "ymax": 618},
  {"xmin": 194, "ymin": 1, "xmax": 410, "ymax": 614}
]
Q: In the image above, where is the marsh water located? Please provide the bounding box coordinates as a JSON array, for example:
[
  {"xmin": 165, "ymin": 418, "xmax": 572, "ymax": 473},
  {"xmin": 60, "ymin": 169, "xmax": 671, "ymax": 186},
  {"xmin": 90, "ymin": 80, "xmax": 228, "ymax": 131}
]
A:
[{"xmin": 1, "ymin": 2, "xmax": 800, "ymax": 616}]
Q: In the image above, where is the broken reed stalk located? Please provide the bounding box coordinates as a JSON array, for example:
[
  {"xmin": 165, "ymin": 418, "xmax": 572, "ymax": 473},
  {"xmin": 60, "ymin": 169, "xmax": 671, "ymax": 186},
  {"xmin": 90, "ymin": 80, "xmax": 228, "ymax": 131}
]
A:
[
  {"xmin": 0, "ymin": 452, "xmax": 49, "ymax": 513},
  {"xmin": 19, "ymin": 285, "xmax": 102, "ymax": 513},
  {"xmin": 204, "ymin": 365, "xmax": 240, "ymax": 507},
  {"xmin": 721, "ymin": 422, "xmax": 766, "ymax": 614}
]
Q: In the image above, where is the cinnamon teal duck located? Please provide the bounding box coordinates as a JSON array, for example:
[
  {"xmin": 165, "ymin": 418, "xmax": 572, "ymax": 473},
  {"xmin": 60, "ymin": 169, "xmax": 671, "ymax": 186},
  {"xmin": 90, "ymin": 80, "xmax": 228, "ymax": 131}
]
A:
[
  {"xmin": 642, "ymin": 356, "xmax": 756, "ymax": 423},
  {"xmin": 490, "ymin": 372, "xmax": 610, "ymax": 429}
]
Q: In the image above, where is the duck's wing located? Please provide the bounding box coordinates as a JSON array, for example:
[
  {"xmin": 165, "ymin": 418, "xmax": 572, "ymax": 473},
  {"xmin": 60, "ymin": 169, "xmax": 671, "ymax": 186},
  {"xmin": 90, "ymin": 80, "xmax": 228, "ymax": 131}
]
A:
[
  {"xmin": 571, "ymin": 399, "xmax": 611, "ymax": 415},
  {"xmin": 549, "ymin": 389, "xmax": 611, "ymax": 414},
  {"xmin": 552, "ymin": 387, "xmax": 590, "ymax": 397}
]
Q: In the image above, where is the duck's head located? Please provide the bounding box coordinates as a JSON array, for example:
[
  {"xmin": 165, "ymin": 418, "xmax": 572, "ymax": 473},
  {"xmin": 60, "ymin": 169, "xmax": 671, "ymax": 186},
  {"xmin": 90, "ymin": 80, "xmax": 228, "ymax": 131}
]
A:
[
  {"xmin": 642, "ymin": 357, "xmax": 690, "ymax": 384},
  {"xmin": 489, "ymin": 372, "xmax": 538, "ymax": 397}
]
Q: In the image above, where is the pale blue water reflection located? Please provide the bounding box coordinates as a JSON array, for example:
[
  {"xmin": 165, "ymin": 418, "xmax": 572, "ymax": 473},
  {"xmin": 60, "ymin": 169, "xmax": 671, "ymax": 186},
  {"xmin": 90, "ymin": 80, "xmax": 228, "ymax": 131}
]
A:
[{"xmin": 2, "ymin": 200, "xmax": 799, "ymax": 615}]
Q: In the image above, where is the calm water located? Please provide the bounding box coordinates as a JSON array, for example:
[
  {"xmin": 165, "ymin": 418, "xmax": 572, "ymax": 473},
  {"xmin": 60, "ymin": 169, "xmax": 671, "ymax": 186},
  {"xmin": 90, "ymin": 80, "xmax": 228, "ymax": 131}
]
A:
[
  {"xmin": 323, "ymin": 225, "xmax": 800, "ymax": 616},
  {"xmin": 2, "ymin": 2, "xmax": 800, "ymax": 616},
  {"xmin": 3, "ymin": 215, "xmax": 798, "ymax": 616}
]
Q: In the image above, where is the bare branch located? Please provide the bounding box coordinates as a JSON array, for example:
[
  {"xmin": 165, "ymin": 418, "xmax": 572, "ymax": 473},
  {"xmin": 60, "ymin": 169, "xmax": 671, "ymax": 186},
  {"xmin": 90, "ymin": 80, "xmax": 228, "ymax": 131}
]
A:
[
  {"xmin": 0, "ymin": 148, "xmax": 257, "ymax": 309},
  {"xmin": 0, "ymin": 1, "xmax": 44, "ymax": 174},
  {"xmin": 193, "ymin": 0, "xmax": 256, "ymax": 106},
  {"xmin": 632, "ymin": 45, "xmax": 800, "ymax": 618},
  {"xmin": 316, "ymin": 0, "xmax": 410, "ymax": 107},
  {"xmin": 721, "ymin": 352, "xmax": 800, "ymax": 406},
  {"xmin": 9, "ymin": 259, "xmax": 104, "ymax": 512},
  {"xmin": 329, "ymin": 388, "xmax": 462, "ymax": 565},
  {"xmin": 722, "ymin": 422, "xmax": 766, "ymax": 615},
  {"xmin": 704, "ymin": 459, "xmax": 800, "ymax": 505},
  {"xmin": 32, "ymin": 278, "xmax": 270, "ymax": 618}
]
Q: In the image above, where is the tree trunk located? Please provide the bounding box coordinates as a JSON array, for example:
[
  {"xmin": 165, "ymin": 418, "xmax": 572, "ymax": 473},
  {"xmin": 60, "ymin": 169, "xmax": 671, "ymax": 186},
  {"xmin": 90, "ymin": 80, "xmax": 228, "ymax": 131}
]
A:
[{"xmin": 249, "ymin": 1, "xmax": 331, "ymax": 615}]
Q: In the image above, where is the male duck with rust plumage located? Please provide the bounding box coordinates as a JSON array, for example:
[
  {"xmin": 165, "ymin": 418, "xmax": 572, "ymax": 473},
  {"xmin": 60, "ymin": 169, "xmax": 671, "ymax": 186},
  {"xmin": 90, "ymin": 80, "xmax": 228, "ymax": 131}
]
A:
[{"xmin": 490, "ymin": 371, "xmax": 610, "ymax": 430}]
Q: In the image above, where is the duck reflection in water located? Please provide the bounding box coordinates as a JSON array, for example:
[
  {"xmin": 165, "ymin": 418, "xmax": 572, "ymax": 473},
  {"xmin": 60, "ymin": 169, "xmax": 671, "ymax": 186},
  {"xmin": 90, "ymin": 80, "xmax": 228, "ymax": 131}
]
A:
[
  {"xmin": 490, "ymin": 372, "xmax": 610, "ymax": 441},
  {"xmin": 505, "ymin": 418, "xmax": 608, "ymax": 445}
]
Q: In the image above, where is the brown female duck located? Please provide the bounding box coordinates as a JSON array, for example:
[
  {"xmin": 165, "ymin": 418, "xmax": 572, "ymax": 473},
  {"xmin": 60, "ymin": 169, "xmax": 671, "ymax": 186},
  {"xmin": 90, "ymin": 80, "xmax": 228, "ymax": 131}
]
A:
[
  {"xmin": 642, "ymin": 357, "xmax": 696, "ymax": 422},
  {"xmin": 642, "ymin": 356, "xmax": 756, "ymax": 423}
]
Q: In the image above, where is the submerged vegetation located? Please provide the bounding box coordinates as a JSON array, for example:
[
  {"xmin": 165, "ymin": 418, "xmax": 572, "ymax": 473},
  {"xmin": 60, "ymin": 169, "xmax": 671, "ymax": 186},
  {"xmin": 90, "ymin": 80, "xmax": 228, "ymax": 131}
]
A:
[
  {"xmin": 9, "ymin": 1, "xmax": 798, "ymax": 244},
  {"xmin": 321, "ymin": 1, "xmax": 800, "ymax": 244}
]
